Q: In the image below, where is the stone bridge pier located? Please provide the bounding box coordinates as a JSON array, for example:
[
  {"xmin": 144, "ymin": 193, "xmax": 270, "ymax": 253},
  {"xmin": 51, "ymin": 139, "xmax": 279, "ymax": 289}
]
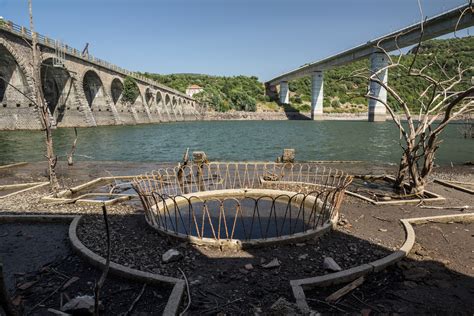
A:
[{"xmin": 0, "ymin": 20, "xmax": 200, "ymax": 130}]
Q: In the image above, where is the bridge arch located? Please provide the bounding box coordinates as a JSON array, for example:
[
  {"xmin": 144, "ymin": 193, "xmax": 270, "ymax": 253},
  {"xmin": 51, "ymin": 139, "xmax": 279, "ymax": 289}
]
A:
[
  {"xmin": 154, "ymin": 91, "xmax": 163, "ymax": 117},
  {"xmin": 178, "ymin": 98, "xmax": 184, "ymax": 115},
  {"xmin": 40, "ymin": 57, "xmax": 75, "ymax": 122},
  {"xmin": 156, "ymin": 91, "xmax": 163, "ymax": 106},
  {"xmin": 110, "ymin": 78, "xmax": 123, "ymax": 105},
  {"xmin": 82, "ymin": 69, "xmax": 107, "ymax": 109},
  {"xmin": 0, "ymin": 42, "xmax": 32, "ymax": 107},
  {"xmin": 164, "ymin": 93, "xmax": 172, "ymax": 120},
  {"xmin": 172, "ymin": 96, "xmax": 178, "ymax": 117},
  {"xmin": 145, "ymin": 87, "xmax": 154, "ymax": 107}
]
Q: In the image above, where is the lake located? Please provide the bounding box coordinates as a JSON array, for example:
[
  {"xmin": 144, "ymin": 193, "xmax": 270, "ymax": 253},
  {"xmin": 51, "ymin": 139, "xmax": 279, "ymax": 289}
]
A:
[{"xmin": 0, "ymin": 120, "xmax": 472, "ymax": 165}]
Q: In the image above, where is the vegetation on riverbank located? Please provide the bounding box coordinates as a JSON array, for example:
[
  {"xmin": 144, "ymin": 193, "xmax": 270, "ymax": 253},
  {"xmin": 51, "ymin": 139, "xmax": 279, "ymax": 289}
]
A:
[
  {"xmin": 141, "ymin": 73, "xmax": 263, "ymax": 112},
  {"xmin": 142, "ymin": 36, "xmax": 473, "ymax": 113}
]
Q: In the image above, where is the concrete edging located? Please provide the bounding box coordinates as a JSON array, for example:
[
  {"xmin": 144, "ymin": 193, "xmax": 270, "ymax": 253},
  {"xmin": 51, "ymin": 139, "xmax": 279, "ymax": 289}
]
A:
[
  {"xmin": 434, "ymin": 179, "xmax": 474, "ymax": 195},
  {"xmin": 0, "ymin": 182, "xmax": 49, "ymax": 200},
  {"xmin": 41, "ymin": 176, "xmax": 138, "ymax": 205},
  {"xmin": 290, "ymin": 212, "xmax": 474, "ymax": 313},
  {"xmin": 69, "ymin": 216, "xmax": 185, "ymax": 316},
  {"xmin": 0, "ymin": 162, "xmax": 28, "ymax": 170}
]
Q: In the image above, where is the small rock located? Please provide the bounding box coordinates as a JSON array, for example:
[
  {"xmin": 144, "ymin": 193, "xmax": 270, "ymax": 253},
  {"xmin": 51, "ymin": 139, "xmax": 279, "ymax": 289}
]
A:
[
  {"xmin": 281, "ymin": 148, "xmax": 295, "ymax": 163},
  {"xmin": 190, "ymin": 279, "xmax": 201, "ymax": 286},
  {"xmin": 438, "ymin": 258, "xmax": 450, "ymax": 265},
  {"xmin": 298, "ymin": 254, "xmax": 309, "ymax": 260},
  {"xmin": 270, "ymin": 297, "xmax": 299, "ymax": 315},
  {"xmin": 338, "ymin": 218, "xmax": 349, "ymax": 226},
  {"xmin": 162, "ymin": 249, "xmax": 183, "ymax": 263},
  {"xmin": 296, "ymin": 243, "xmax": 306, "ymax": 247},
  {"xmin": 347, "ymin": 243, "xmax": 358, "ymax": 252},
  {"xmin": 323, "ymin": 257, "xmax": 342, "ymax": 272},
  {"xmin": 415, "ymin": 248, "xmax": 430, "ymax": 257},
  {"xmin": 262, "ymin": 258, "xmax": 280, "ymax": 269},
  {"xmin": 244, "ymin": 263, "xmax": 254, "ymax": 270},
  {"xmin": 379, "ymin": 228, "xmax": 388, "ymax": 232},
  {"xmin": 61, "ymin": 295, "xmax": 96, "ymax": 315}
]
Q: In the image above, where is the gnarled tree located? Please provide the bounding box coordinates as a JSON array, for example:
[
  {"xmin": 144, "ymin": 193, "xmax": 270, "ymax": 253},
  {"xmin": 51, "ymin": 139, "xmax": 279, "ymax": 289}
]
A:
[{"xmin": 342, "ymin": 4, "xmax": 473, "ymax": 194}]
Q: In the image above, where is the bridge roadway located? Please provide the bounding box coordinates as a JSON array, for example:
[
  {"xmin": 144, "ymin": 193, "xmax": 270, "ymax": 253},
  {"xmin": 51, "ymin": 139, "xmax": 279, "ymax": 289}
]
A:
[
  {"xmin": 0, "ymin": 19, "xmax": 199, "ymax": 130},
  {"xmin": 265, "ymin": 4, "xmax": 474, "ymax": 121}
]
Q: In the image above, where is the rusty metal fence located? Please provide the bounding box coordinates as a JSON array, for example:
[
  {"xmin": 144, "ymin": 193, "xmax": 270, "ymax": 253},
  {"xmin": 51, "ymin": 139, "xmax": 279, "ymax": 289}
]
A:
[{"xmin": 133, "ymin": 163, "xmax": 352, "ymax": 245}]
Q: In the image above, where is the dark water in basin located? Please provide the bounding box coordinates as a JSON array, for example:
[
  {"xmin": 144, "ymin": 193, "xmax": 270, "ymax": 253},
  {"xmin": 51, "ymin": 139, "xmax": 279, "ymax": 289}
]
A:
[
  {"xmin": 0, "ymin": 120, "xmax": 472, "ymax": 165},
  {"xmin": 156, "ymin": 198, "xmax": 315, "ymax": 240}
]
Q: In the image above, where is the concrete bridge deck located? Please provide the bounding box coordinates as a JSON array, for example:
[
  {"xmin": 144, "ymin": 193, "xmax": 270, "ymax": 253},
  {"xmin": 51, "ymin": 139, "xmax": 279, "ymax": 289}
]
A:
[
  {"xmin": 266, "ymin": 4, "xmax": 474, "ymax": 121},
  {"xmin": 0, "ymin": 19, "xmax": 200, "ymax": 130}
]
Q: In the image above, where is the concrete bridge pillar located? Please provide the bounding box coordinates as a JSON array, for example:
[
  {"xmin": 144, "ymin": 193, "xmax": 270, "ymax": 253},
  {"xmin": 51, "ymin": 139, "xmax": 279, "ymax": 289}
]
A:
[
  {"xmin": 279, "ymin": 81, "xmax": 289, "ymax": 104},
  {"xmin": 311, "ymin": 71, "xmax": 324, "ymax": 120},
  {"xmin": 368, "ymin": 52, "xmax": 388, "ymax": 122}
]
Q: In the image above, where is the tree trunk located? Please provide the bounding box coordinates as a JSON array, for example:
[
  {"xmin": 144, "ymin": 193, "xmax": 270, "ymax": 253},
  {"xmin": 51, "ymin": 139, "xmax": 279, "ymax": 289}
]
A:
[
  {"xmin": 28, "ymin": 0, "xmax": 59, "ymax": 192},
  {"xmin": 394, "ymin": 154, "xmax": 409, "ymax": 193}
]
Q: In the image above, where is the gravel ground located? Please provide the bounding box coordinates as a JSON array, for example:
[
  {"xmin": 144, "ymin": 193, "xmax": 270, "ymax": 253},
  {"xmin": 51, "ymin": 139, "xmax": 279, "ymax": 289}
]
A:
[
  {"xmin": 306, "ymin": 226, "xmax": 474, "ymax": 314},
  {"xmin": 1, "ymin": 161, "xmax": 473, "ymax": 314},
  {"xmin": 0, "ymin": 222, "xmax": 172, "ymax": 315},
  {"xmin": 77, "ymin": 213, "xmax": 393, "ymax": 314}
]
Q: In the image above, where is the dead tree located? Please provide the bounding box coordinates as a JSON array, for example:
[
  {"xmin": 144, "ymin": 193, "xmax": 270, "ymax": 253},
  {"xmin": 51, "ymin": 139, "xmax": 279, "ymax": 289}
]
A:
[
  {"xmin": 342, "ymin": 3, "xmax": 474, "ymax": 194},
  {"xmin": 28, "ymin": 0, "xmax": 60, "ymax": 191},
  {"xmin": 67, "ymin": 127, "xmax": 78, "ymax": 166}
]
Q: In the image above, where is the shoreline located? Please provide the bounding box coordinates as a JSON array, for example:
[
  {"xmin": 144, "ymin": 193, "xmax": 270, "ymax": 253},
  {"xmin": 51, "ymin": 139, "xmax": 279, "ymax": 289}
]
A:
[
  {"xmin": 202, "ymin": 111, "xmax": 473, "ymax": 122},
  {"xmin": 1, "ymin": 112, "xmax": 471, "ymax": 131}
]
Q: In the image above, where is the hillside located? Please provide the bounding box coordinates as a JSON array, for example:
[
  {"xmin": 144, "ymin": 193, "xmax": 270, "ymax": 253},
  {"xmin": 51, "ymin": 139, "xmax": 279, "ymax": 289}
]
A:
[
  {"xmin": 142, "ymin": 36, "xmax": 473, "ymax": 113},
  {"xmin": 289, "ymin": 36, "xmax": 473, "ymax": 113},
  {"xmin": 141, "ymin": 73, "xmax": 264, "ymax": 112}
]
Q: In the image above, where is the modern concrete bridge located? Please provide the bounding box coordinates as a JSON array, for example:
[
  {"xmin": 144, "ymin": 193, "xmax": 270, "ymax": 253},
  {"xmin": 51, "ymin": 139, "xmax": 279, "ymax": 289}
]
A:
[
  {"xmin": 0, "ymin": 20, "xmax": 200, "ymax": 130},
  {"xmin": 266, "ymin": 4, "xmax": 474, "ymax": 121}
]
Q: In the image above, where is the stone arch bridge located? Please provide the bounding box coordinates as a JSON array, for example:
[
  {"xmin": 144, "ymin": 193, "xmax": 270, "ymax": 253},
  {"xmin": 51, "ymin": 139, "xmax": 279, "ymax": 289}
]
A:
[{"xmin": 0, "ymin": 20, "xmax": 201, "ymax": 130}]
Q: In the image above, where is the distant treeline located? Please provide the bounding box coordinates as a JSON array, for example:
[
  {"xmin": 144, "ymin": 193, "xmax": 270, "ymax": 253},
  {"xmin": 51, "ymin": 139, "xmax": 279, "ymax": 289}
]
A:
[
  {"xmin": 141, "ymin": 73, "xmax": 264, "ymax": 112},
  {"xmin": 142, "ymin": 36, "xmax": 473, "ymax": 112}
]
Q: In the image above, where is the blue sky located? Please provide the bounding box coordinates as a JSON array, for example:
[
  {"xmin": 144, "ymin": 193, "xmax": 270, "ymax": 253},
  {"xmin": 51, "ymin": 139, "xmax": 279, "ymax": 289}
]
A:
[{"xmin": 1, "ymin": 0, "xmax": 472, "ymax": 81}]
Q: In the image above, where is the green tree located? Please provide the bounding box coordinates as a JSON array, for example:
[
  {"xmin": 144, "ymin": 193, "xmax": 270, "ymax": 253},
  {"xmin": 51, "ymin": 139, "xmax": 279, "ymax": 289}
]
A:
[
  {"xmin": 122, "ymin": 76, "xmax": 140, "ymax": 104},
  {"xmin": 229, "ymin": 89, "xmax": 257, "ymax": 111}
]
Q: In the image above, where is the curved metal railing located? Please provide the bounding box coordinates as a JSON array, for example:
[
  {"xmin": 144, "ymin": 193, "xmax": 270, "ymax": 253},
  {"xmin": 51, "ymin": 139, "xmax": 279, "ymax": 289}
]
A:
[{"xmin": 133, "ymin": 162, "xmax": 352, "ymax": 246}]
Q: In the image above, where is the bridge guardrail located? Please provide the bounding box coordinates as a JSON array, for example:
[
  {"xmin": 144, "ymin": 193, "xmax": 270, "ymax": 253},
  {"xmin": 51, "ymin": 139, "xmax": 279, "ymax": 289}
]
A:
[{"xmin": 0, "ymin": 18, "xmax": 193, "ymax": 100}]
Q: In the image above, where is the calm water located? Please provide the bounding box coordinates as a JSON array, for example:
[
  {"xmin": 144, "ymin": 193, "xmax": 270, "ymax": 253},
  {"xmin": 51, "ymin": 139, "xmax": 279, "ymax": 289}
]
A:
[{"xmin": 0, "ymin": 121, "xmax": 472, "ymax": 165}]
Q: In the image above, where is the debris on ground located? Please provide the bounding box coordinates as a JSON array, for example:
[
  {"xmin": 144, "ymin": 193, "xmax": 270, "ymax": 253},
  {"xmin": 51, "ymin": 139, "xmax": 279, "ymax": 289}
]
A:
[{"xmin": 323, "ymin": 257, "xmax": 342, "ymax": 272}]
